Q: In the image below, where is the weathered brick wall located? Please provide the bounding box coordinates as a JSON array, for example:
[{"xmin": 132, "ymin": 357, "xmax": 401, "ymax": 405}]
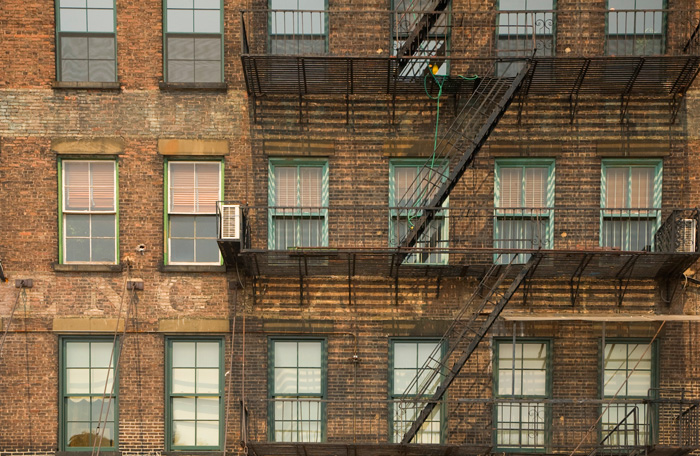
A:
[{"xmin": 1, "ymin": 0, "xmax": 700, "ymax": 454}]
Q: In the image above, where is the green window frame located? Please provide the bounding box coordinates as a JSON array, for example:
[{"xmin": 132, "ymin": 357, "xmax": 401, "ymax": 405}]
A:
[
  {"xmin": 494, "ymin": 339, "xmax": 551, "ymax": 452},
  {"xmin": 60, "ymin": 337, "xmax": 118, "ymax": 451},
  {"xmin": 269, "ymin": 0, "xmax": 328, "ymax": 55},
  {"xmin": 600, "ymin": 159, "xmax": 662, "ymax": 251},
  {"xmin": 164, "ymin": 0, "xmax": 224, "ymax": 83},
  {"xmin": 494, "ymin": 159, "xmax": 555, "ymax": 265},
  {"xmin": 496, "ymin": 0, "xmax": 555, "ymax": 76},
  {"xmin": 391, "ymin": 0, "xmax": 450, "ymax": 77},
  {"xmin": 389, "ymin": 339, "xmax": 445, "ymax": 444},
  {"xmin": 268, "ymin": 159, "xmax": 329, "ymax": 250},
  {"xmin": 268, "ymin": 338, "xmax": 327, "ymax": 442},
  {"xmin": 166, "ymin": 338, "xmax": 224, "ymax": 450},
  {"xmin": 55, "ymin": 0, "xmax": 117, "ymax": 82},
  {"xmin": 389, "ymin": 159, "xmax": 449, "ymax": 265},
  {"xmin": 606, "ymin": 0, "xmax": 666, "ymax": 56},
  {"xmin": 164, "ymin": 160, "xmax": 223, "ymax": 265},
  {"xmin": 601, "ymin": 339, "xmax": 658, "ymax": 447},
  {"xmin": 59, "ymin": 158, "xmax": 119, "ymax": 264}
]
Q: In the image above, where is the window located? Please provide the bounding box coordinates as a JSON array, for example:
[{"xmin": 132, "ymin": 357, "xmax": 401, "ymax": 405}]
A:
[
  {"xmin": 166, "ymin": 161, "xmax": 222, "ymax": 264},
  {"xmin": 496, "ymin": 0, "xmax": 555, "ymax": 77},
  {"xmin": 494, "ymin": 340, "xmax": 550, "ymax": 450},
  {"xmin": 56, "ymin": 0, "xmax": 117, "ymax": 82},
  {"xmin": 494, "ymin": 159, "xmax": 554, "ymax": 264},
  {"xmin": 60, "ymin": 338, "xmax": 117, "ymax": 450},
  {"xmin": 390, "ymin": 340, "xmax": 443, "ymax": 444},
  {"xmin": 167, "ymin": 339, "xmax": 223, "ymax": 450},
  {"xmin": 601, "ymin": 341, "xmax": 656, "ymax": 446},
  {"xmin": 600, "ymin": 160, "xmax": 662, "ymax": 251},
  {"xmin": 392, "ymin": 0, "xmax": 449, "ymax": 77},
  {"xmin": 268, "ymin": 160, "xmax": 328, "ymax": 250},
  {"xmin": 607, "ymin": 0, "xmax": 665, "ymax": 56},
  {"xmin": 389, "ymin": 160, "xmax": 449, "ymax": 265},
  {"xmin": 164, "ymin": 0, "xmax": 223, "ymax": 83},
  {"xmin": 269, "ymin": 339, "xmax": 325, "ymax": 442},
  {"xmin": 60, "ymin": 160, "xmax": 118, "ymax": 264},
  {"xmin": 269, "ymin": 0, "xmax": 327, "ymax": 55}
]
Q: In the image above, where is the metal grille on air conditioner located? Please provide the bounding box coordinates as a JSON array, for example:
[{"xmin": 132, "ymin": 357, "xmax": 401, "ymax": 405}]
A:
[
  {"xmin": 220, "ymin": 205, "xmax": 241, "ymax": 240},
  {"xmin": 677, "ymin": 218, "xmax": 697, "ymax": 252}
]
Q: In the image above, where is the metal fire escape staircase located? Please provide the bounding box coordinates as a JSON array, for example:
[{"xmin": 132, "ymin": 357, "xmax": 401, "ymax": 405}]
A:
[
  {"xmin": 398, "ymin": 253, "xmax": 540, "ymax": 444},
  {"xmin": 396, "ymin": 59, "xmax": 531, "ymax": 264},
  {"xmin": 392, "ymin": 3, "xmax": 535, "ymax": 441}
]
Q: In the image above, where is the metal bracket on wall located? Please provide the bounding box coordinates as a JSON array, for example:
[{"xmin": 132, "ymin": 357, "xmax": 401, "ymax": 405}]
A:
[
  {"xmin": 670, "ymin": 93, "xmax": 684, "ymax": 124},
  {"xmin": 521, "ymin": 253, "xmax": 542, "ymax": 306},
  {"xmin": 619, "ymin": 58, "xmax": 644, "ymax": 124},
  {"xmin": 347, "ymin": 254, "xmax": 356, "ymax": 306},
  {"xmin": 568, "ymin": 59, "xmax": 590, "ymax": 124},
  {"xmin": 570, "ymin": 253, "xmax": 593, "ymax": 306},
  {"xmin": 615, "ymin": 254, "xmax": 639, "ymax": 306}
]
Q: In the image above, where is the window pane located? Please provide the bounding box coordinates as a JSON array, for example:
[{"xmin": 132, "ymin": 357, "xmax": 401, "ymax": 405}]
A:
[
  {"xmin": 196, "ymin": 342, "xmax": 219, "ymax": 367},
  {"xmin": 500, "ymin": 168, "xmax": 523, "ymax": 207},
  {"xmin": 173, "ymin": 421, "xmax": 196, "ymax": 446},
  {"xmin": 170, "ymin": 163, "xmax": 196, "ymax": 212},
  {"xmin": 195, "ymin": 60, "xmax": 221, "ymax": 83},
  {"xmin": 196, "ymin": 163, "xmax": 220, "ymax": 212},
  {"xmin": 65, "ymin": 238, "xmax": 91, "ymax": 262},
  {"xmin": 91, "ymin": 238, "xmax": 115, "ymax": 262},
  {"xmin": 65, "ymin": 214, "xmax": 90, "ymax": 237},
  {"xmin": 88, "ymin": 37, "xmax": 115, "ymax": 60},
  {"xmin": 168, "ymin": 9, "xmax": 194, "ymax": 32},
  {"xmin": 173, "ymin": 397, "xmax": 196, "ymax": 419},
  {"xmin": 195, "ymin": 215, "xmax": 216, "ymax": 238},
  {"xmin": 91, "ymin": 397, "xmax": 115, "ymax": 422},
  {"xmin": 88, "ymin": 0, "xmax": 113, "ymax": 7},
  {"xmin": 66, "ymin": 342, "xmax": 90, "ymax": 367},
  {"xmin": 66, "ymin": 397, "xmax": 91, "ymax": 421},
  {"xmin": 605, "ymin": 168, "xmax": 629, "ymax": 208},
  {"xmin": 87, "ymin": 8, "xmax": 114, "ymax": 32},
  {"xmin": 169, "ymin": 0, "xmax": 193, "ymax": 7},
  {"xmin": 630, "ymin": 167, "xmax": 654, "ymax": 208},
  {"xmin": 90, "ymin": 368, "xmax": 114, "ymax": 394},
  {"xmin": 275, "ymin": 342, "xmax": 298, "ymax": 367},
  {"xmin": 66, "ymin": 422, "xmax": 92, "ymax": 447},
  {"xmin": 90, "ymin": 342, "xmax": 113, "ymax": 367},
  {"xmin": 91, "ymin": 214, "xmax": 115, "ymax": 237},
  {"xmin": 297, "ymin": 368, "xmax": 321, "ymax": 393},
  {"xmin": 61, "ymin": 8, "xmax": 88, "ymax": 31},
  {"xmin": 196, "ymin": 368, "xmax": 219, "ymax": 393},
  {"xmin": 173, "ymin": 342, "xmax": 197, "ymax": 367},
  {"xmin": 67, "ymin": 368, "xmax": 91, "ymax": 394},
  {"xmin": 394, "ymin": 343, "xmax": 417, "ymax": 368},
  {"xmin": 171, "ymin": 239, "xmax": 195, "ymax": 262},
  {"xmin": 298, "ymin": 342, "xmax": 321, "ymax": 367},
  {"xmin": 195, "ymin": 239, "xmax": 219, "ymax": 263},
  {"xmin": 194, "ymin": 9, "xmax": 220, "ymax": 33},
  {"xmin": 300, "ymin": 167, "xmax": 322, "ymax": 207},
  {"xmin": 275, "ymin": 167, "xmax": 298, "ymax": 207},
  {"xmin": 275, "ymin": 367, "xmax": 298, "ymax": 394},
  {"xmin": 61, "ymin": 36, "xmax": 89, "ymax": 60},
  {"xmin": 197, "ymin": 397, "xmax": 219, "ymax": 419},
  {"xmin": 173, "ymin": 368, "xmax": 196, "ymax": 393},
  {"xmin": 197, "ymin": 421, "xmax": 219, "ymax": 446},
  {"xmin": 195, "ymin": 36, "xmax": 220, "ymax": 59},
  {"xmin": 169, "ymin": 37, "xmax": 195, "ymax": 60}
]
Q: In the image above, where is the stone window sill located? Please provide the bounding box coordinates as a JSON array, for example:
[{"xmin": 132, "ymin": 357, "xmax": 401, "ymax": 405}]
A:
[
  {"xmin": 159, "ymin": 264, "xmax": 226, "ymax": 273},
  {"xmin": 56, "ymin": 452, "xmax": 120, "ymax": 456},
  {"xmin": 53, "ymin": 81, "xmax": 122, "ymax": 90},
  {"xmin": 158, "ymin": 82, "xmax": 228, "ymax": 92},
  {"xmin": 52, "ymin": 263, "xmax": 123, "ymax": 272}
]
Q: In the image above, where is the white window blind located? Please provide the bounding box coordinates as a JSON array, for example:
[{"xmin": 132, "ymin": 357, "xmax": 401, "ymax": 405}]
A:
[
  {"xmin": 499, "ymin": 167, "xmax": 522, "ymax": 208},
  {"xmin": 169, "ymin": 162, "xmax": 220, "ymax": 213},
  {"xmin": 64, "ymin": 161, "xmax": 115, "ymax": 211}
]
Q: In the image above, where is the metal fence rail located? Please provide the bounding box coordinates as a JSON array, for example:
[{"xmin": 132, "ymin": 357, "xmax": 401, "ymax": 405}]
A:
[{"xmin": 243, "ymin": 395, "xmax": 700, "ymax": 451}]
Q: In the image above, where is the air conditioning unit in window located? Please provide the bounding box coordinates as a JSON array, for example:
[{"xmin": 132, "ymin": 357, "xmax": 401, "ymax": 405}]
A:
[
  {"xmin": 220, "ymin": 205, "xmax": 241, "ymax": 240},
  {"xmin": 676, "ymin": 218, "xmax": 697, "ymax": 253}
]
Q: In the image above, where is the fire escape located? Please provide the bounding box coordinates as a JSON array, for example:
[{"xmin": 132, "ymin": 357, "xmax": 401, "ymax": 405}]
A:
[{"xmin": 218, "ymin": 3, "xmax": 700, "ymax": 456}]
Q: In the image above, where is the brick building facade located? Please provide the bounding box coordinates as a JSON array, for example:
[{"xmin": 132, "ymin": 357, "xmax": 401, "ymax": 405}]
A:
[{"xmin": 1, "ymin": 0, "xmax": 700, "ymax": 455}]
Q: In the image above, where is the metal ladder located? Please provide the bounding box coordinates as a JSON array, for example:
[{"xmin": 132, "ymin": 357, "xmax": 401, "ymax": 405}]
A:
[{"xmin": 399, "ymin": 252, "xmax": 540, "ymax": 444}]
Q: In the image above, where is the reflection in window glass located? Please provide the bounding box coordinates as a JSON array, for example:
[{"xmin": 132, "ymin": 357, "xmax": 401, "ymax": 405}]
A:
[
  {"xmin": 270, "ymin": 340, "xmax": 324, "ymax": 442},
  {"xmin": 62, "ymin": 339, "xmax": 117, "ymax": 450},
  {"xmin": 391, "ymin": 340, "xmax": 442, "ymax": 443},
  {"xmin": 57, "ymin": 0, "xmax": 116, "ymax": 81},
  {"xmin": 168, "ymin": 340, "xmax": 222, "ymax": 449},
  {"xmin": 495, "ymin": 341, "xmax": 549, "ymax": 450}
]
